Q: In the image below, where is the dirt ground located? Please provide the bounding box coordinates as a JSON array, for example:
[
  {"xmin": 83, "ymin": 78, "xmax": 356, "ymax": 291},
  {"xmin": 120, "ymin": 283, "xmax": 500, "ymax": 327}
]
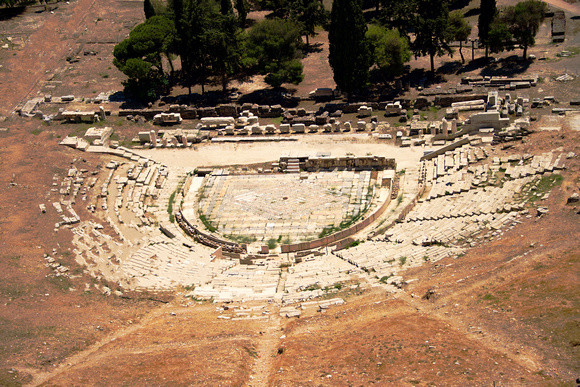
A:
[{"xmin": 0, "ymin": 0, "xmax": 579, "ymax": 386}]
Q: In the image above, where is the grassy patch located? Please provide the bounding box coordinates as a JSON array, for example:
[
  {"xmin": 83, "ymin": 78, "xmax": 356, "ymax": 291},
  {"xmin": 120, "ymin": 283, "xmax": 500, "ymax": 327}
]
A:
[
  {"xmin": 199, "ymin": 214, "xmax": 217, "ymax": 233},
  {"xmin": 267, "ymin": 238, "xmax": 277, "ymax": 250},
  {"xmin": 227, "ymin": 234, "xmax": 256, "ymax": 244},
  {"xmin": 398, "ymin": 256, "xmax": 407, "ymax": 266},
  {"xmin": 482, "ymin": 293, "xmax": 497, "ymax": 301},
  {"xmin": 4, "ymin": 255, "xmax": 20, "ymax": 267},
  {"xmin": 0, "ymin": 367, "xmax": 33, "ymax": 386},
  {"xmin": 302, "ymin": 284, "xmax": 322, "ymax": 292},
  {"xmin": 167, "ymin": 190, "xmax": 176, "ymax": 222},
  {"xmin": 47, "ymin": 275, "xmax": 73, "ymax": 293},
  {"xmin": 397, "ymin": 193, "xmax": 404, "ymax": 206},
  {"xmin": 347, "ymin": 239, "xmax": 362, "ymax": 249},
  {"xmin": 0, "ymin": 280, "xmax": 31, "ymax": 299},
  {"xmin": 244, "ymin": 346, "xmax": 259, "ymax": 358},
  {"xmin": 518, "ymin": 174, "xmax": 563, "ymax": 204}
]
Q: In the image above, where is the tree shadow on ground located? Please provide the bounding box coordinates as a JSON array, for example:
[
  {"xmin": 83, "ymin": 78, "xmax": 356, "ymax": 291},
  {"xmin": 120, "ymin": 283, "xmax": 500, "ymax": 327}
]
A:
[
  {"xmin": 449, "ymin": 0, "xmax": 471, "ymax": 11},
  {"xmin": 480, "ymin": 55, "xmax": 531, "ymax": 77},
  {"xmin": 454, "ymin": 57, "xmax": 492, "ymax": 75},
  {"xmin": 464, "ymin": 7, "xmax": 480, "ymax": 17},
  {"xmin": 303, "ymin": 42, "xmax": 323, "ymax": 54},
  {"xmin": 0, "ymin": 6, "xmax": 26, "ymax": 21},
  {"xmin": 438, "ymin": 61, "xmax": 463, "ymax": 75},
  {"xmin": 162, "ymin": 91, "xmax": 231, "ymax": 106},
  {"xmin": 238, "ymin": 88, "xmax": 300, "ymax": 107},
  {"xmin": 399, "ymin": 69, "xmax": 447, "ymax": 89},
  {"xmin": 119, "ymin": 98, "xmax": 146, "ymax": 110}
]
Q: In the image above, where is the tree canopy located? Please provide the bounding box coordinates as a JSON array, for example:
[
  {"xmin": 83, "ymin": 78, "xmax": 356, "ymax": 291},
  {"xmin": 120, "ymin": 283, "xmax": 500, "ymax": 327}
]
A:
[
  {"xmin": 478, "ymin": 0, "xmax": 497, "ymax": 58},
  {"xmin": 448, "ymin": 10, "xmax": 472, "ymax": 64},
  {"xmin": 411, "ymin": 0, "xmax": 453, "ymax": 73},
  {"xmin": 283, "ymin": 0, "xmax": 329, "ymax": 45},
  {"xmin": 113, "ymin": 15, "xmax": 176, "ymax": 99},
  {"xmin": 243, "ymin": 18, "xmax": 304, "ymax": 88},
  {"xmin": 379, "ymin": 0, "xmax": 417, "ymax": 37},
  {"xmin": 328, "ymin": 0, "xmax": 370, "ymax": 94},
  {"xmin": 483, "ymin": 0, "xmax": 546, "ymax": 59},
  {"xmin": 504, "ymin": 0, "xmax": 547, "ymax": 59},
  {"xmin": 366, "ymin": 24, "xmax": 411, "ymax": 78}
]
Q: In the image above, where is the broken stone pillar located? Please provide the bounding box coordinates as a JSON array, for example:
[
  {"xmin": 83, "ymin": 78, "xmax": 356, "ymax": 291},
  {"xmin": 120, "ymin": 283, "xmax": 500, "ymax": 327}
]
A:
[
  {"xmin": 162, "ymin": 137, "xmax": 168, "ymax": 147},
  {"xmin": 150, "ymin": 130, "xmax": 157, "ymax": 146},
  {"xmin": 451, "ymin": 119, "xmax": 457, "ymax": 134},
  {"xmin": 442, "ymin": 118, "xmax": 448, "ymax": 136},
  {"xmin": 181, "ymin": 136, "xmax": 188, "ymax": 147},
  {"xmin": 99, "ymin": 106, "xmax": 106, "ymax": 120}
]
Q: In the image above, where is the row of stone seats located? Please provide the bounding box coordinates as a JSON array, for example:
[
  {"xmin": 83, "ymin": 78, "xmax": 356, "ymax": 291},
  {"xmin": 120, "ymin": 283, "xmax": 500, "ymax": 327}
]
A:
[
  {"xmin": 191, "ymin": 260, "xmax": 281, "ymax": 302},
  {"xmin": 283, "ymin": 254, "xmax": 363, "ymax": 294},
  {"xmin": 122, "ymin": 240, "xmax": 235, "ymax": 290},
  {"xmin": 335, "ymin": 241, "xmax": 462, "ymax": 279},
  {"xmin": 420, "ymin": 144, "xmax": 488, "ymax": 185}
]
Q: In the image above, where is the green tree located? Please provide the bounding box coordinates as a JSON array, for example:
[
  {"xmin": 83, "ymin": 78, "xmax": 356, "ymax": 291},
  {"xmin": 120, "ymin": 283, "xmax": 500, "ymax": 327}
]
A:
[
  {"xmin": 178, "ymin": 0, "xmax": 215, "ymax": 94},
  {"xmin": 366, "ymin": 24, "xmax": 411, "ymax": 78},
  {"xmin": 209, "ymin": 9, "xmax": 242, "ymax": 91},
  {"xmin": 379, "ymin": 0, "xmax": 417, "ymax": 37},
  {"xmin": 171, "ymin": 0, "xmax": 242, "ymax": 93},
  {"xmin": 285, "ymin": 0, "xmax": 329, "ymax": 45},
  {"xmin": 504, "ymin": 0, "xmax": 546, "ymax": 59},
  {"xmin": 235, "ymin": 0, "xmax": 248, "ymax": 27},
  {"xmin": 447, "ymin": 10, "xmax": 472, "ymax": 64},
  {"xmin": 478, "ymin": 0, "xmax": 497, "ymax": 58},
  {"xmin": 113, "ymin": 16, "xmax": 177, "ymax": 99},
  {"xmin": 243, "ymin": 18, "xmax": 304, "ymax": 88},
  {"xmin": 412, "ymin": 0, "xmax": 453, "ymax": 73},
  {"xmin": 487, "ymin": 18, "xmax": 512, "ymax": 54},
  {"xmin": 220, "ymin": 0, "xmax": 233, "ymax": 15},
  {"xmin": 328, "ymin": 0, "xmax": 370, "ymax": 94},
  {"xmin": 144, "ymin": 0, "xmax": 156, "ymax": 19}
]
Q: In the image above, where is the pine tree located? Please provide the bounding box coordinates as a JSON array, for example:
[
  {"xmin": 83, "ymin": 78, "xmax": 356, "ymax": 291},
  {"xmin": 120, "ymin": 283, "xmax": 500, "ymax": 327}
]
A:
[
  {"xmin": 235, "ymin": 0, "xmax": 247, "ymax": 27},
  {"xmin": 412, "ymin": 0, "xmax": 453, "ymax": 73},
  {"xmin": 505, "ymin": 0, "xmax": 546, "ymax": 59},
  {"xmin": 220, "ymin": 0, "xmax": 233, "ymax": 15},
  {"xmin": 328, "ymin": 0, "xmax": 370, "ymax": 95},
  {"xmin": 448, "ymin": 10, "xmax": 472, "ymax": 64},
  {"xmin": 478, "ymin": 0, "xmax": 497, "ymax": 58},
  {"xmin": 144, "ymin": 0, "xmax": 155, "ymax": 19}
]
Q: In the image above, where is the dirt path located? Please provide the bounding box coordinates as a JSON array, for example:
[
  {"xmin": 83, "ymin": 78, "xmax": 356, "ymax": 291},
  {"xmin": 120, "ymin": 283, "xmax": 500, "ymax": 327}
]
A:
[
  {"xmin": 542, "ymin": 0, "xmax": 580, "ymax": 15},
  {"xmin": 0, "ymin": 0, "xmax": 98, "ymax": 116},
  {"xmin": 22, "ymin": 302, "xmax": 170, "ymax": 387},
  {"xmin": 248, "ymin": 312, "xmax": 283, "ymax": 387}
]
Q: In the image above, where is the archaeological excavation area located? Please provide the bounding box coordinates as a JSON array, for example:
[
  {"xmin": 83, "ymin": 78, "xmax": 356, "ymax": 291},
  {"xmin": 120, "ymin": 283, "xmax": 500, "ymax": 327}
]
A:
[{"xmin": 52, "ymin": 114, "xmax": 570, "ymax": 307}]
